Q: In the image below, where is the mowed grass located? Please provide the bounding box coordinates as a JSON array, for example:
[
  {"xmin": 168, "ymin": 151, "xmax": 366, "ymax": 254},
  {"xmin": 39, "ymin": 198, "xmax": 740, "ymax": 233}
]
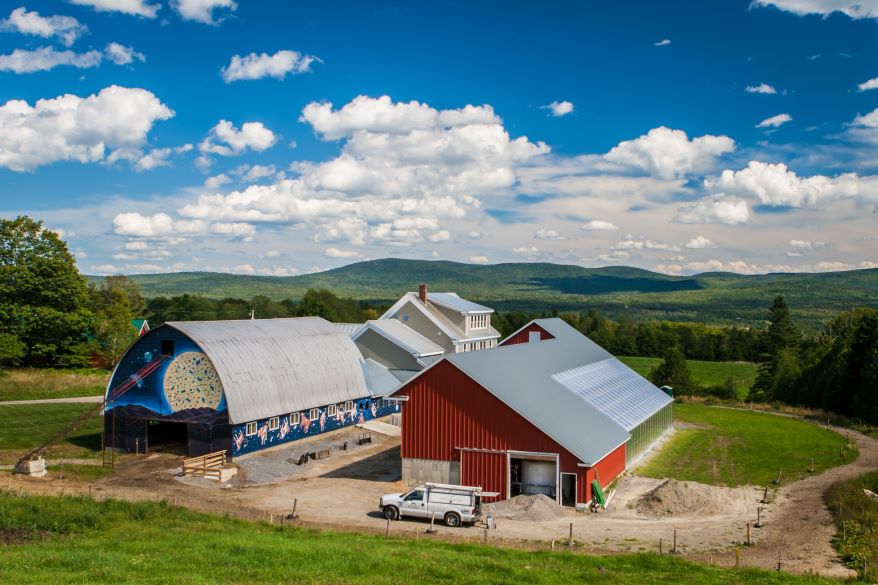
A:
[
  {"xmin": 0, "ymin": 494, "xmax": 836, "ymax": 585},
  {"xmin": 619, "ymin": 356, "xmax": 757, "ymax": 396},
  {"xmin": 639, "ymin": 404, "xmax": 854, "ymax": 487},
  {"xmin": 0, "ymin": 403, "xmax": 103, "ymax": 464},
  {"xmin": 0, "ymin": 368, "xmax": 108, "ymax": 401}
]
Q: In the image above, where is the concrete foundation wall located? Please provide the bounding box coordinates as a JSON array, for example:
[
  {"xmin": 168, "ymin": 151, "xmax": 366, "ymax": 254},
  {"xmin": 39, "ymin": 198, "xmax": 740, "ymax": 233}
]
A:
[{"xmin": 402, "ymin": 457, "xmax": 460, "ymax": 484}]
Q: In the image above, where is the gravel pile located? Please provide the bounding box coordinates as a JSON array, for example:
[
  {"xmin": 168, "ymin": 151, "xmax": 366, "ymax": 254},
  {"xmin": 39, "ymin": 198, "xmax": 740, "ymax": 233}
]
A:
[
  {"xmin": 489, "ymin": 494, "xmax": 570, "ymax": 522},
  {"xmin": 636, "ymin": 479, "xmax": 734, "ymax": 517}
]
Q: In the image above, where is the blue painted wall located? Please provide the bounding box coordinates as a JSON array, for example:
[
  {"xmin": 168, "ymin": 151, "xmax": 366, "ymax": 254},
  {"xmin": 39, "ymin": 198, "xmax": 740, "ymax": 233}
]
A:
[
  {"xmin": 231, "ymin": 398, "xmax": 399, "ymax": 457},
  {"xmin": 106, "ymin": 326, "xmax": 228, "ymax": 419}
]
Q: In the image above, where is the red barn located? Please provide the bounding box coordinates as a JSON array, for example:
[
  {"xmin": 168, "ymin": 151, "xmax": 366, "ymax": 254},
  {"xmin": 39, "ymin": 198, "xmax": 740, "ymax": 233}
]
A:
[{"xmin": 392, "ymin": 318, "xmax": 673, "ymax": 508}]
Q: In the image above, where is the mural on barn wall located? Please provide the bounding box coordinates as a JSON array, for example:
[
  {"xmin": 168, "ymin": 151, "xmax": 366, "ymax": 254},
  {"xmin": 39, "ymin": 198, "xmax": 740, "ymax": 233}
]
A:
[
  {"xmin": 106, "ymin": 327, "xmax": 228, "ymax": 426},
  {"xmin": 231, "ymin": 398, "xmax": 399, "ymax": 457}
]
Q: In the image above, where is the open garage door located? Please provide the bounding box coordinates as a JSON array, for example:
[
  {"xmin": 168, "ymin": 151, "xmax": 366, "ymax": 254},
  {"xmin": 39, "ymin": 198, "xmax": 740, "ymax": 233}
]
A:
[{"xmin": 509, "ymin": 452, "xmax": 559, "ymax": 502}]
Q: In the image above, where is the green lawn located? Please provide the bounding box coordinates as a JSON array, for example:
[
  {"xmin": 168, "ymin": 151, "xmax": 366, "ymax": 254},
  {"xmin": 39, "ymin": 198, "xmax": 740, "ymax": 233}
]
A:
[
  {"xmin": 825, "ymin": 471, "xmax": 878, "ymax": 580},
  {"xmin": 0, "ymin": 403, "xmax": 103, "ymax": 464},
  {"xmin": 0, "ymin": 368, "xmax": 108, "ymax": 401},
  {"xmin": 0, "ymin": 494, "xmax": 836, "ymax": 585},
  {"xmin": 619, "ymin": 356, "xmax": 757, "ymax": 397},
  {"xmin": 639, "ymin": 403, "xmax": 855, "ymax": 487}
]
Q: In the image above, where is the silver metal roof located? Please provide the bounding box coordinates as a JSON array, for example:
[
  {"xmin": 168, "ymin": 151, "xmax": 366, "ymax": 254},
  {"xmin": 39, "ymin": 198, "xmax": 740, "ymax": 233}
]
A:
[
  {"xmin": 167, "ymin": 317, "xmax": 369, "ymax": 424},
  {"xmin": 440, "ymin": 318, "xmax": 668, "ymax": 465},
  {"xmin": 333, "ymin": 323, "xmax": 365, "ymax": 338},
  {"xmin": 362, "ymin": 359, "xmax": 403, "ymax": 396},
  {"xmin": 355, "ymin": 319, "xmax": 445, "ymax": 357},
  {"xmin": 427, "ymin": 292, "xmax": 493, "ymax": 314},
  {"xmin": 553, "ymin": 359, "xmax": 673, "ymax": 431}
]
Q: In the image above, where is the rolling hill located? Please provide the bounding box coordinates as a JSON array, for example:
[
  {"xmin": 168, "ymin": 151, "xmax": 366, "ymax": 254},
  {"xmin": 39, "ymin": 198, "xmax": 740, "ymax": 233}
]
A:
[{"xmin": 88, "ymin": 259, "xmax": 878, "ymax": 327}]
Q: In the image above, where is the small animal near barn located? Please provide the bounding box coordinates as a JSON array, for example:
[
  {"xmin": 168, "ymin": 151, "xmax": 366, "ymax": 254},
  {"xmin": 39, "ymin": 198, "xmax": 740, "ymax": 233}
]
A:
[{"xmin": 391, "ymin": 318, "xmax": 673, "ymax": 508}]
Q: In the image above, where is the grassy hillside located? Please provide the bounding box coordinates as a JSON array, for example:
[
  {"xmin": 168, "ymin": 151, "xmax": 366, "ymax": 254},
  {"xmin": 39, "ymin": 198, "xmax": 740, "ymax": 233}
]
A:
[
  {"xmin": 619, "ymin": 357, "xmax": 757, "ymax": 397},
  {"xmin": 639, "ymin": 404, "xmax": 855, "ymax": 487},
  {"xmin": 0, "ymin": 368, "xmax": 108, "ymax": 402},
  {"xmin": 91, "ymin": 259, "xmax": 878, "ymax": 327},
  {"xmin": 0, "ymin": 493, "xmax": 837, "ymax": 584}
]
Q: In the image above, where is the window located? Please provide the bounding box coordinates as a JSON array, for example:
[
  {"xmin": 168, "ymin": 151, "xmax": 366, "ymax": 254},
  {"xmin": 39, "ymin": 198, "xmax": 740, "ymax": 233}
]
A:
[
  {"xmin": 309, "ymin": 408, "xmax": 320, "ymax": 420},
  {"xmin": 404, "ymin": 489, "xmax": 425, "ymax": 502},
  {"xmin": 160, "ymin": 340, "xmax": 174, "ymax": 356},
  {"xmin": 268, "ymin": 417, "xmax": 279, "ymax": 431},
  {"xmin": 470, "ymin": 314, "xmax": 489, "ymax": 330},
  {"xmin": 528, "ymin": 331, "xmax": 541, "ymax": 343},
  {"xmin": 290, "ymin": 412, "xmax": 300, "ymax": 426},
  {"xmin": 245, "ymin": 422, "xmax": 257, "ymax": 436},
  {"xmin": 327, "ymin": 404, "xmax": 337, "ymax": 417},
  {"xmin": 344, "ymin": 401, "xmax": 354, "ymax": 412},
  {"xmin": 402, "ymin": 313, "xmax": 409, "ymax": 321}
]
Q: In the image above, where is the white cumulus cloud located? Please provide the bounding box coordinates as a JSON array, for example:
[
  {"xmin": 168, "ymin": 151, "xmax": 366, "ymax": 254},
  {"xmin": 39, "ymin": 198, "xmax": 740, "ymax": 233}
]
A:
[
  {"xmin": 756, "ymin": 113, "xmax": 792, "ymax": 128},
  {"xmin": 324, "ymin": 247, "xmax": 364, "ymax": 259},
  {"xmin": 684, "ymin": 236, "xmax": 717, "ymax": 249},
  {"xmin": 69, "ymin": 0, "xmax": 160, "ymax": 18},
  {"xmin": 752, "ymin": 1, "xmax": 878, "ymax": 19},
  {"xmin": 674, "ymin": 196, "xmax": 751, "ymax": 224},
  {"xmin": 0, "ymin": 46, "xmax": 102, "ymax": 73},
  {"xmin": 198, "ymin": 120, "xmax": 276, "ymax": 158},
  {"xmin": 172, "ymin": 0, "xmax": 236, "ymax": 24},
  {"xmin": 534, "ymin": 228, "xmax": 566, "ymax": 240},
  {"xmin": 469, "ymin": 255, "xmax": 489, "ymax": 264},
  {"xmin": 857, "ymin": 76, "xmax": 878, "ymax": 92},
  {"xmin": 105, "ymin": 42, "xmax": 145, "ymax": 65},
  {"xmin": 603, "ymin": 126, "xmax": 735, "ymax": 179},
  {"xmin": 654, "ymin": 39, "xmax": 671, "ymax": 46},
  {"xmin": 1, "ymin": 7, "xmax": 87, "ymax": 46},
  {"xmin": 612, "ymin": 234, "xmax": 680, "ymax": 252},
  {"xmin": 581, "ymin": 220, "xmax": 621, "ymax": 231},
  {"xmin": 221, "ymin": 50, "xmax": 318, "ymax": 82},
  {"xmin": 705, "ymin": 161, "xmax": 878, "ymax": 207},
  {"xmin": 746, "ymin": 83, "xmax": 777, "ymax": 94},
  {"xmin": 0, "ymin": 85, "xmax": 173, "ymax": 171},
  {"xmin": 542, "ymin": 101, "xmax": 574, "ymax": 117}
]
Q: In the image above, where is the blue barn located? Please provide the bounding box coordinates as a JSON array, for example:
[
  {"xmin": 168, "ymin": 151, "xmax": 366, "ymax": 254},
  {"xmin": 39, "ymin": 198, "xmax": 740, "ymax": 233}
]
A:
[{"xmin": 104, "ymin": 317, "xmax": 399, "ymax": 458}]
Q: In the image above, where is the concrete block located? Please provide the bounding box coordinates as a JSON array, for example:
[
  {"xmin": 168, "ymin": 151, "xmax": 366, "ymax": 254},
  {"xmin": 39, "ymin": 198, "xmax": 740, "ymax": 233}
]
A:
[{"xmin": 15, "ymin": 457, "xmax": 47, "ymax": 478}]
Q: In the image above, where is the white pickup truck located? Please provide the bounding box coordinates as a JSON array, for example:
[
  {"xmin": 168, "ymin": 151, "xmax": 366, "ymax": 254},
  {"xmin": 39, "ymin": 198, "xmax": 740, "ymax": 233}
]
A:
[{"xmin": 379, "ymin": 482, "xmax": 499, "ymax": 527}]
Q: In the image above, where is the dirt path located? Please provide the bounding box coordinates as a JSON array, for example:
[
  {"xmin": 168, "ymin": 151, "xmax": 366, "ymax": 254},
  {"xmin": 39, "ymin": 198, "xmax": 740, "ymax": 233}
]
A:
[
  {"xmin": 3, "ymin": 418, "xmax": 876, "ymax": 579},
  {"xmin": 689, "ymin": 425, "xmax": 878, "ymax": 577},
  {"xmin": 0, "ymin": 396, "xmax": 103, "ymax": 406}
]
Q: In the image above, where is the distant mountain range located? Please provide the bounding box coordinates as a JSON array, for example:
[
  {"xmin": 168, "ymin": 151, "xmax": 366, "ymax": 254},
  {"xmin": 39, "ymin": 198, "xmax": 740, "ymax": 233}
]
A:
[{"xmin": 88, "ymin": 259, "xmax": 878, "ymax": 327}]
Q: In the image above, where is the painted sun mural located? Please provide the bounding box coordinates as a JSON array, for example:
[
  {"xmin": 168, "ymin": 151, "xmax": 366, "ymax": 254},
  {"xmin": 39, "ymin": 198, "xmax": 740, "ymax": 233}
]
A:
[{"xmin": 163, "ymin": 351, "xmax": 223, "ymax": 412}]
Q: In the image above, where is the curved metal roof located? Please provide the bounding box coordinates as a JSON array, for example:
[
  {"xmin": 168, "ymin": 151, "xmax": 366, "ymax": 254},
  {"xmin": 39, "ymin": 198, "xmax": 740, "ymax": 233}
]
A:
[{"xmin": 167, "ymin": 317, "xmax": 369, "ymax": 424}]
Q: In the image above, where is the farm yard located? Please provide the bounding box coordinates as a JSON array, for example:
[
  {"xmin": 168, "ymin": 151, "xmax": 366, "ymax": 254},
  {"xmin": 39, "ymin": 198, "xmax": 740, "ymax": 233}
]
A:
[{"xmin": 2, "ymin": 402, "xmax": 877, "ymax": 580}]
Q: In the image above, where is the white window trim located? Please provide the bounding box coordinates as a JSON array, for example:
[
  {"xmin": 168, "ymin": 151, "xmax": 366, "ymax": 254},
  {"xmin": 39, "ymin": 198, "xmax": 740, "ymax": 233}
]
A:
[
  {"xmin": 309, "ymin": 408, "xmax": 320, "ymax": 420},
  {"xmin": 344, "ymin": 401, "xmax": 354, "ymax": 412},
  {"xmin": 268, "ymin": 416, "xmax": 279, "ymax": 431},
  {"xmin": 245, "ymin": 422, "xmax": 257, "ymax": 436},
  {"xmin": 328, "ymin": 404, "xmax": 337, "ymax": 417},
  {"xmin": 290, "ymin": 412, "xmax": 300, "ymax": 426}
]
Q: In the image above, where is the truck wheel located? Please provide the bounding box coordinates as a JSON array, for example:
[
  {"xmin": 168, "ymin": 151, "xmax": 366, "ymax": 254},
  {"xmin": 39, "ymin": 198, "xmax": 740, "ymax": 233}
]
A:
[
  {"xmin": 444, "ymin": 512, "xmax": 461, "ymax": 528},
  {"xmin": 383, "ymin": 506, "xmax": 399, "ymax": 521}
]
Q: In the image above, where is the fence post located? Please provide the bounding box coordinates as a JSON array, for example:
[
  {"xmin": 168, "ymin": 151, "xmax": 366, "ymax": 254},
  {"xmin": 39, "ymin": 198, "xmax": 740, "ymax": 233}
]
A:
[
  {"xmin": 385, "ymin": 518, "xmax": 391, "ymax": 537},
  {"xmin": 673, "ymin": 530, "xmax": 677, "ymax": 554},
  {"xmin": 568, "ymin": 522, "xmax": 573, "ymax": 548}
]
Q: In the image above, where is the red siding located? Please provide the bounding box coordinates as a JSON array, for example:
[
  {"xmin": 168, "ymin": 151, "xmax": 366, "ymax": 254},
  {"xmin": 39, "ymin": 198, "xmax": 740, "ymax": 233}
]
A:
[
  {"xmin": 500, "ymin": 322, "xmax": 555, "ymax": 346},
  {"xmin": 584, "ymin": 442, "xmax": 627, "ymax": 500},
  {"xmin": 394, "ymin": 360, "xmax": 626, "ymax": 504}
]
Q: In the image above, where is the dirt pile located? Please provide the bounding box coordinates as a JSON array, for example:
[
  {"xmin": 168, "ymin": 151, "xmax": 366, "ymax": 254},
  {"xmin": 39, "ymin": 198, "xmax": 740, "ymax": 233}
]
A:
[
  {"xmin": 636, "ymin": 479, "xmax": 735, "ymax": 517},
  {"xmin": 489, "ymin": 494, "xmax": 570, "ymax": 522}
]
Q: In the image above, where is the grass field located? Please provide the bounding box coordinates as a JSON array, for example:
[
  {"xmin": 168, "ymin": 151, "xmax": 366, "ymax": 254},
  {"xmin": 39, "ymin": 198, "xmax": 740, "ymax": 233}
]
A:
[
  {"xmin": 0, "ymin": 368, "xmax": 108, "ymax": 402},
  {"xmin": 0, "ymin": 403, "xmax": 103, "ymax": 464},
  {"xmin": 825, "ymin": 471, "xmax": 878, "ymax": 581},
  {"xmin": 619, "ymin": 357, "xmax": 757, "ymax": 397},
  {"xmin": 639, "ymin": 404, "xmax": 855, "ymax": 487},
  {"xmin": 0, "ymin": 494, "xmax": 836, "ymax": 584}
]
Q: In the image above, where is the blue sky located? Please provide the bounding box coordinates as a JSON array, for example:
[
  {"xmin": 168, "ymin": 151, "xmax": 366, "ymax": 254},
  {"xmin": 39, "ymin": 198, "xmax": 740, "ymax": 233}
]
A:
[{"xmin": 1, "ymin": 0, "xmax": 877, "ymax": 277}]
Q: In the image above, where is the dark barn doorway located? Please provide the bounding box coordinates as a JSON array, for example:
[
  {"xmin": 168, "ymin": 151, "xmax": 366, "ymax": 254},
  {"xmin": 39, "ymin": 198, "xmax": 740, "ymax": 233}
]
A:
[{"xmin": 147, "ymin": 420, "xmax": 188, "ymax": 453}]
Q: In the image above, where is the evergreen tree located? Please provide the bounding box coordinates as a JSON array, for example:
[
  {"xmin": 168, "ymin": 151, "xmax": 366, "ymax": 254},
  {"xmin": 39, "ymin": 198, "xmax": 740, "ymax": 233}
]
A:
[
  {"xmin": 648, "ymin": 346, "xmax": 696, "ymax": 394},
  {"xmin": 752, "ymin": 295, "xmax": 798, "ymax": 401},
  {"xmin": 0, "ymin": 216, "xmax": 92, "ymax": 367},
  {"xmin": 89, "ymin": 275, "xmax": 148, "ymax": 367}
]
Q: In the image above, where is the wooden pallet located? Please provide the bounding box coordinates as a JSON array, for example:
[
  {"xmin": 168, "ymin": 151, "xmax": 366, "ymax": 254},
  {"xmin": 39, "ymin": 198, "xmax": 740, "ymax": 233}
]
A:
[{"xmin": 182, "ymin": 450, "xmax": 226, "ymax": 479}]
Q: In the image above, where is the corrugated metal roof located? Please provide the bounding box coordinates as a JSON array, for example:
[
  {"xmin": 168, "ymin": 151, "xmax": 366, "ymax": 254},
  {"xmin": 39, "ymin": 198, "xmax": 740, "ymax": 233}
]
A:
[
  {"xmin": 333, "ymin": 322, "xmax": 365, "ymax": 338},
  {"xmin": 356, "ymin": 319, "xmax": 445, "ymax": 357},
  {"xmin": 362, "ymin": 359, "xmax": 403, "ymax": 396},
  {"xmin": 167, "ymin": 317, "xmax": 368, "ymax": 424},
  {"xmin": 553, "ymin": 359, "xmax": 673, "ymax": 431},
  {"xmin": 442, "ymin": 318, "xmax": 669, "ymax": 465},
  {"xmin": 427, "ymin": 292, "xmax": 492, "ymax": 313}
]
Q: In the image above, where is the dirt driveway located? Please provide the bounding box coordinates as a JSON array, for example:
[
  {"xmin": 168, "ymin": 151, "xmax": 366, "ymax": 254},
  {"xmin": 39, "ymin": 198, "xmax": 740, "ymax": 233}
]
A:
[{"xmin": 5, "ymin": 417, "xmax": 877, "ymax": 578}]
